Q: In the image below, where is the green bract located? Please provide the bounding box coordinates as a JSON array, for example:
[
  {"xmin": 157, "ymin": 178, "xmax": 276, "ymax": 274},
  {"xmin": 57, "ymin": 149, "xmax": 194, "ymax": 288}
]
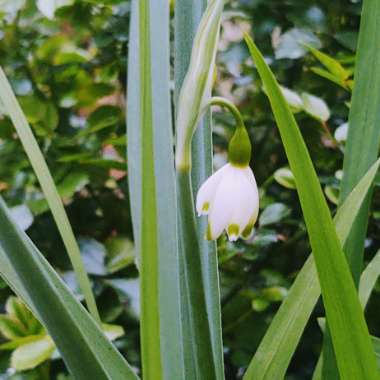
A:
[{"xmin": 175, "ymin": 0, "xmax": 225, "ymax": 169}]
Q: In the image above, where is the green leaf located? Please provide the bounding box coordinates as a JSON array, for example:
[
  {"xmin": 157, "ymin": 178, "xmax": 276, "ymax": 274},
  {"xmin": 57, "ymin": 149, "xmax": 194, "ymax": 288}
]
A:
[
  {"xmin": 174, "ymin": 0, "xmax": 224, "ymax": 379},
  {"xmin": 310, "ymin": 67, "xmax": 349, "ymax": 90},
  {"xmin": 313, "ymin": 249, "xmax": 380, "ymax": 380},
  {"xmin": 273, "ymin": 167, "xmax": 296, "ymax": 189},
  {"xmin": 11, "ymin": 335, "xmax": 55, "ymax": 371},
  {"xmin": 245, "ymin": 34, "xmax": 379, "ymax": 380},
  {"xmin": 105, "ymin": 237, "xmax": 135, "ymax": 274},
  {"xmin": 0, "ymin": 335, "xmax": 45, "ymax": 351},
  {"xmin": 359, "ymin": 249, "xmax": 380, "ymax": 307},
  {"xmin": 306, "ymin": 45, "xmax": 350, "ymax": 82},
  {"xmin": 0, "ymin": 316, "xmax": 26, "ymax": 340},
  {"xmin": 243, "ymin": 158, "xmax": 380, "ymax": 380},
  {"xmin": 322, "ymin": 0, "xmax": 380, "ymax": 375},
  {"xmin": 0, "ymin": 197, "xmax": 139, "ymax": 379},
  {"xmin": 102, "ymin": 323, "xmax": 125, "ymax": 342},
  {"xmin": 301, "ymin": 92, "xmax": 330, "ymax": 122},
  {"xmin": 259, "ymin": 203, "xmax": 291, "ymax": 226},
  {"xmin": 5, "ymin": 297, "xmax": 42, "ymax": 335},
  {"xmin": 77, "ymin": 105, "xmax": 121, "ymax": 137},
  {"xmin": 127, "ymin": 0, "xmax": 183, "ymax": 378},
  {"xmin": 0, "ymin": 68, "xmax": 100, "ymax": 323}
]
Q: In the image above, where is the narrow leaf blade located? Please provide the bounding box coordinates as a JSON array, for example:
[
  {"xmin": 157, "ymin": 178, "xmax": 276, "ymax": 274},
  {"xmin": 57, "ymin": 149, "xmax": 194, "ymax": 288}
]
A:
[{"xmin": 245, "ymin": 35, "xmax": 379, "ymax": 380}]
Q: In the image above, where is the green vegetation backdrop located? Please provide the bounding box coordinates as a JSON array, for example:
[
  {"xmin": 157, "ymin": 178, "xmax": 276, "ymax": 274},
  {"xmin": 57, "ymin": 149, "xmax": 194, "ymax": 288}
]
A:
[{"xmin": 0, "ymin": 0, "xmax": 378, "ymax": 379}]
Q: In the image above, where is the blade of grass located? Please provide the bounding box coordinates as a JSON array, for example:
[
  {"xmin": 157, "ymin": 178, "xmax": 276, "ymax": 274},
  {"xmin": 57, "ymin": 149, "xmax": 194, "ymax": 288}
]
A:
[
  {"xmin": 174, "ymin": 1, "xmax": 224, "ymax": 379},
  {"xmin": 243, "ymin": 158, "xmax": 380, "ymax": 380},
  {"xmin": 245, "ymin": 34, "xmax": 379, "ymax": 380},
  {"xmin": 0, "ymin": 68, "xmax": 100, "ymax": 324},
  {"xmin": 0, "ymin": 197, "xmax": 138, "ymax": 380},
  {"xmin": 322, "ymin": 1, "xmax": 380, "ymax": 376},
  {"xmin": 127, "ymin": 0, "xmax": 183, "ymax": 378}
]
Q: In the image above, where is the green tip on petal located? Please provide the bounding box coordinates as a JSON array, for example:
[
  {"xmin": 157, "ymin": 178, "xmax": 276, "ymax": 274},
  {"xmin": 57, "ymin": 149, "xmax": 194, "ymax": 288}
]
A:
[
  {"xmin": 227, "ymin": 224, "xmax": 240, "ymax": 240},
  {"xmin": 241, "ymin": 223, "xmax": 255, "ymax": 240},
  {"xmin": 202, "ymin": 202, "xmax": 210, "ymax": 212}
]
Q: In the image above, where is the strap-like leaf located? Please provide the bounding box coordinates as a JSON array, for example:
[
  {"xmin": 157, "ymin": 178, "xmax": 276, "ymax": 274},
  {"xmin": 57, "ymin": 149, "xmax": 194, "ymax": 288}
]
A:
[
  {"xmin": 0, "ymin": 198, "xmax": 138, "ymax": 379},
  {"xmin": 243, "ymin": 159, "xmax": 380, "ymax": 379},
  {"xmin": 245, "ymin": 34, "xmax": 379, "ymax": 380}
]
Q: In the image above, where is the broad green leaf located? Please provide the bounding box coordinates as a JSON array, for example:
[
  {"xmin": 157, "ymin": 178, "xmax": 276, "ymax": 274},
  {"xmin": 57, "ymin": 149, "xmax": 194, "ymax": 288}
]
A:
[
  {"xmin": 0, "ymin": 68, "xmax": 100, "ymax": 323},
  {"xmin": 245, "ymin": 35, "xmax": 379, "ymax": 380},
  {"xmin": 174, "ymin": 0, "xmax": 224, "ymax": 379},
  {"xmin": 323, "ymin": 0, "xmax": 380, "ymax": 375},
  {"xmin": 259, "ymin": 203, "xmax": 291, "ymax": 226},
  {"xmin": 127, "ymin": 1, "xmax": 183, "ymax": 378},
  {"xmin": 11, "ymin": 335, "xmax": 55, "ymax": 371},
  {"xmin": 243, "ymin": 158, "xmax": 380, "ymax": 380},
  {"xmin": 301, "ymin": 92, "xmax": 330, "ymax": 122},
  {"xmin": 273, "ymin": 167, "xmax": 296, "ymax": 189},
  {"xmin": 0, "ymin": 197, "xmax": 139, "ymax": 379}
]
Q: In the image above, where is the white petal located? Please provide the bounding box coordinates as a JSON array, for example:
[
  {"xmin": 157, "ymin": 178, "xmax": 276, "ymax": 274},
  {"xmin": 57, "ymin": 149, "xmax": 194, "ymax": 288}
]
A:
[
  {"xmin": 196, "ymin": 164, "xmax": 229, "ymax": 215},
  {"xmin": 227, "ymin": 170, "xmax": 259, "ymax": 240},
  {"xmin": 208, "ymin": 166, "xmax": 237, "ymax": 239}
]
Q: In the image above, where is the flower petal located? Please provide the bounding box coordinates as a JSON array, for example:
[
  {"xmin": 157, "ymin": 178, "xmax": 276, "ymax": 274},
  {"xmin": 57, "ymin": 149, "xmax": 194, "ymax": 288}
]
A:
[
  {"xmin": 208, "ymin": 165, "xmax": 237, "ymax": 239},
  {"xmin": 227, "ymin": 170, "xmax": 259, "ymax": 240},
  {"xmin": 196, "ymin": 163, "xmax": 229, "ymax": 215}
]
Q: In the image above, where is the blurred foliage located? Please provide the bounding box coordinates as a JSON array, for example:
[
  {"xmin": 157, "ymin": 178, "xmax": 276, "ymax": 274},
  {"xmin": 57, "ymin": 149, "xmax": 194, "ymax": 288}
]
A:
[{"xmin": 0, "ymin": 0, "xmax": 378, "ymax": 379}]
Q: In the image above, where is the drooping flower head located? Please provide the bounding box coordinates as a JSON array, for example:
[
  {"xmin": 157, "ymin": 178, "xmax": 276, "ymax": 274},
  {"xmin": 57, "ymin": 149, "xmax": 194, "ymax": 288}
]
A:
[
  {"xmin": 196, "ymin": 98, "xmax": 259, "ymax": 241},
  {"xmin": 196, "ymin": 163, "xmax": 259, "ymax": 241}
]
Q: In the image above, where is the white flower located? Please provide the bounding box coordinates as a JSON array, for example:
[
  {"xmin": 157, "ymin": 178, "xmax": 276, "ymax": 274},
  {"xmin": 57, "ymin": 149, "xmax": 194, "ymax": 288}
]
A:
[{"xmin": 196, "ymin": 163, "xmax": 259, "ymax": 241}]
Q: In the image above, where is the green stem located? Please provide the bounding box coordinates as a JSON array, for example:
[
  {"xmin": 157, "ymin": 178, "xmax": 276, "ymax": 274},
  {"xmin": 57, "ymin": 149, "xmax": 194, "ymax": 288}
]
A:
[
  {"xmin": 208, "ymin": 96, "xmax": 245, "ymax": 129},
  {"xmin": 176, "ymin": 169, "xmax": 218, "ymax": 380},
  {"xmin": 0, "ymin": 68, "xmax": 100, "ymax": 324}
]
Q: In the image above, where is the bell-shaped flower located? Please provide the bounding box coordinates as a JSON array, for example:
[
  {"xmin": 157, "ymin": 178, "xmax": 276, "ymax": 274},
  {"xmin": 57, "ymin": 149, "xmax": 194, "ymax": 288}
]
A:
[{"xmin": 196, "ymin": 163, "xmax": 259, "ymax": 241}]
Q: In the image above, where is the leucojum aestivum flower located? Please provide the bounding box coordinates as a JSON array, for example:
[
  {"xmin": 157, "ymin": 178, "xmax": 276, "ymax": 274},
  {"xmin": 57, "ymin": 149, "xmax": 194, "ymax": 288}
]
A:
[
  {"xmin": 177, "ymin": 87, "xmax": 260, "ymax": 243},
  {"xmin": 177, "ymin": 96, "xmax": 260, "ymax": 245},
  {"xmin": 174, "ymin": 0, "xmax": 259, "ymax": 243},
  {"xmin": 195, "ymin": 98, "xmax": 259, "ymax": 241}
]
